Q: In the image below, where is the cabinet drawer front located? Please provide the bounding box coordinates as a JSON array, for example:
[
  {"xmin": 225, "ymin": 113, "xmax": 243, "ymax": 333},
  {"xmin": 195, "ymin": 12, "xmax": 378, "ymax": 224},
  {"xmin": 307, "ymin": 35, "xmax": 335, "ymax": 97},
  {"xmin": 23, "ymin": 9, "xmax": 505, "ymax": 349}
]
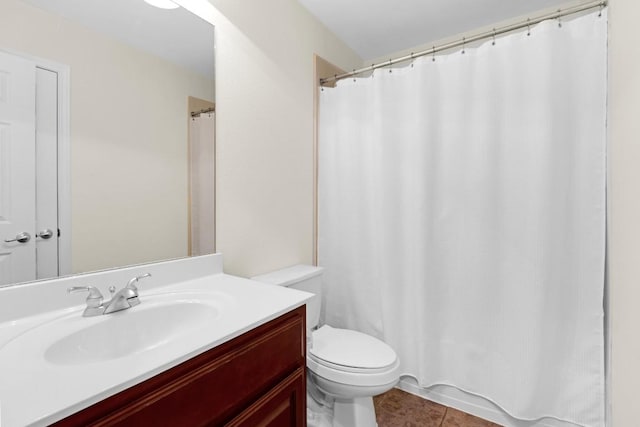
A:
[
  {"xmin": 54, "ymin": 306, "xmax": 306, "ymax": 427},
  {"xmin": 226, "ymin": 367, "xmax": 306, "ymax": 427}
]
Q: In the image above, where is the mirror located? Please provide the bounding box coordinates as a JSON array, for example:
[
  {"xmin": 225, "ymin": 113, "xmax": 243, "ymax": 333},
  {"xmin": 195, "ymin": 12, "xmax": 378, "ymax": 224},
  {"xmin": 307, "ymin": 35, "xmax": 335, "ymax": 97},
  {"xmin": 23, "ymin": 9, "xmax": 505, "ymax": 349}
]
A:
[{"xmin": 0, "ymin": 0, "xmax": 215, "ymax": 287}]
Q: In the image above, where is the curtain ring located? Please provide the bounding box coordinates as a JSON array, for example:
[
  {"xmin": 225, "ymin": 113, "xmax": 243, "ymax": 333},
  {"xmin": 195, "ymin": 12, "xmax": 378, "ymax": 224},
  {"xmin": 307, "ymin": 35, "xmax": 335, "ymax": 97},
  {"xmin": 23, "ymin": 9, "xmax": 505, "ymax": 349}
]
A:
[
  {"xmin": 410, "ymin": 52, "xmax": 414, "ymax": 68},
  {"xmin": 492, "ymin": 29, "xmax": 496, "ymax": 46},
  {"xmin": 461, "ymin": 37, "xmax": 466, "ymax": 55},
  {"xmin": 598, "ymin": 4, "xmax": 603, "ymax": 17},
  {"xmin": 353, "ymin": 69, "xmax": 356, "ymax": 82},
  {"xmin": 527, "ymin": 18, "xmax": 531, "ymax": 36},
  {"xmin": 432, "ymin": 46, "xmax": 436, "ymax": 62},
  {"xmin": 557, "ymin": 10, "xmax": 562, "ymax": 28},
  {"xmin": 388, "ymin": 59, "xmax": 393, "ymax": 73}
]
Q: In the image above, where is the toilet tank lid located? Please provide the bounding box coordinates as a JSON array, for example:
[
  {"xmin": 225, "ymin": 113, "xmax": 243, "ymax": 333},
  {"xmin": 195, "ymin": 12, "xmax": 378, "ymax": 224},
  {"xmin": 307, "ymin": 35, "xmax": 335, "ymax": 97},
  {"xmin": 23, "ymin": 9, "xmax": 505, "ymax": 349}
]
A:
[{"xmin": 251, "ymin": 264, "xmax": 323, "ymax": 287}]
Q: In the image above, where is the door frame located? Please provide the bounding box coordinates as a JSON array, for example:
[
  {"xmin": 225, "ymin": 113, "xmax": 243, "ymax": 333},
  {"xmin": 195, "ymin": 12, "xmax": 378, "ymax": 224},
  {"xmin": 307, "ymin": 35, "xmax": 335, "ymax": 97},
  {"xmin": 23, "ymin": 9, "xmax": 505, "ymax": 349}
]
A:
[{"xmin": 1, "ymin": 48, "xmax": 71, "ymax": 276}]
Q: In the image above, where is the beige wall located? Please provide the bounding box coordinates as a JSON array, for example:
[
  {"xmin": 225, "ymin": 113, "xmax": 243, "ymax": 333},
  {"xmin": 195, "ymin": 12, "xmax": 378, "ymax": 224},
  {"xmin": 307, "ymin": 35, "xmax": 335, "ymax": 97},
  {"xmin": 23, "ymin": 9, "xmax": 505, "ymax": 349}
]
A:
[
  {"xmin": 608, "ymin": 0, "xmax": 640, "ymax": 424},
  {"xmin": 0, "ymin": 0, "xmax": 214, "ymax": 274},
  {"xmin": 200, "ymin": 0, "xmax": 362, "ymax": 277}
]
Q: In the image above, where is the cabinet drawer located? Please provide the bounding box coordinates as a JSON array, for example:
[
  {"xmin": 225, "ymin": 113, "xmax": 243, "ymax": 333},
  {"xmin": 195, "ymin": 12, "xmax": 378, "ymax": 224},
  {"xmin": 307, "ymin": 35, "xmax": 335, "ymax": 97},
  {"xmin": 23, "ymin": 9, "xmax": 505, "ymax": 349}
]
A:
[
  {"xmin": 54, "ymin": 306, "xmax": 306, "ymax": 427},
  {"xmin": 226, "ymin": 367, "xmax": 306, "ymax": 427}
]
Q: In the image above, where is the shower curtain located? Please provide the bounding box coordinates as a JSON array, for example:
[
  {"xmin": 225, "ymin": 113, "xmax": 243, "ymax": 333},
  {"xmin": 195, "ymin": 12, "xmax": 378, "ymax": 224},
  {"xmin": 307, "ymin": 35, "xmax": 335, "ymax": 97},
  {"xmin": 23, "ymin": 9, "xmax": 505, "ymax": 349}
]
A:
[
  {"xmin": 318, "ymin": 10, "xmax": 606, "ymax": 427},
  {"xmin": 189, "ymin": 112, "xmax": 216, "ymax": 256}
]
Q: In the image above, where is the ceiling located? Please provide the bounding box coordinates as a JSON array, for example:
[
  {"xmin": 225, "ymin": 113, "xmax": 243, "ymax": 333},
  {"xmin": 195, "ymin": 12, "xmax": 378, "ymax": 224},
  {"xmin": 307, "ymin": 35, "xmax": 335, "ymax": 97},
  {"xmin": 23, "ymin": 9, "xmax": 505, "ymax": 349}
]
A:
[
  {"xmin": 20, "ymin": 0, "xmax": 214, "ymax": 77},
  {"xmin": 298, "ymin": 0, "xmax": 574, "ymax": 60}
]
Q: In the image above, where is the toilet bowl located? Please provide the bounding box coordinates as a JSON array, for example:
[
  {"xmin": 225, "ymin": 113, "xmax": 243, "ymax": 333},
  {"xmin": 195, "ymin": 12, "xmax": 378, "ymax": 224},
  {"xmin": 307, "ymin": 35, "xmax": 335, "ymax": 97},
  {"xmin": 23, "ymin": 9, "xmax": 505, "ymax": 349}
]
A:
[
  {"xmin": 308, "ymin": 325, "xmax": 401, "ymax": 427},
  {"xmin": 252, "ymin": 265, "xmax": 401, "ymax": 427}
]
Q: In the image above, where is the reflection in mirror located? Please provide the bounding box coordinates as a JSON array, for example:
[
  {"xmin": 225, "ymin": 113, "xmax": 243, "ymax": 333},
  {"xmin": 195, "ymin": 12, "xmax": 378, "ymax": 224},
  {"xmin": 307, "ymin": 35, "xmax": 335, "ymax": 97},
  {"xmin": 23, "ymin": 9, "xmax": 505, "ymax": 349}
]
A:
[{"xmin": 0, "ymin": 0, "xmax": 215, "ymax": 287}]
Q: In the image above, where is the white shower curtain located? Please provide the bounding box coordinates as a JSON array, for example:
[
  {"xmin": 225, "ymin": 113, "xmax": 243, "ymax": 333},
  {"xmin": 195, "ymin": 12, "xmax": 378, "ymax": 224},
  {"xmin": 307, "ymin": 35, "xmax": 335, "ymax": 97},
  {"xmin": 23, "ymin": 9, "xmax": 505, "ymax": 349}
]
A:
[
  {"xmin": 189, "ymin": 113, "xmax": 216, "ymax": 256},
  {"xmin": 319, "ymin": 10, "xmax": 606, "ymax": 427}
]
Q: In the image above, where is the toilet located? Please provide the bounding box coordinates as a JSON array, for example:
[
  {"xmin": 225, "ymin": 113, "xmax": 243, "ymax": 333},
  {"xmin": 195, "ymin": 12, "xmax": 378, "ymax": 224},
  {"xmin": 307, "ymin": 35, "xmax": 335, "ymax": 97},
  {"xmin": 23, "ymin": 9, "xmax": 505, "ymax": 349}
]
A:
[{"xmin": 252, "ymin": 265, "xmax": 400, "ymax": 427}]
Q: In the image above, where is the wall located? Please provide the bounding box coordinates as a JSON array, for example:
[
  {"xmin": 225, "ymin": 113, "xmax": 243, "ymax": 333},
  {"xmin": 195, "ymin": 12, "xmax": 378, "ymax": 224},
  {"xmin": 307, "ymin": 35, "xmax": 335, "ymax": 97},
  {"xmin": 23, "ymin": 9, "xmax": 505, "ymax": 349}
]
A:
[
  {"xmin": 0, "ymin": 0, "xmax": 214, "ymax": 274},
  {"xmin": 608, "ymin": 0, "xmax": 640, "ymax": 424},
  {"xmin": 197, "ymin": 0, "xmax": 362, "ymax": 277}
]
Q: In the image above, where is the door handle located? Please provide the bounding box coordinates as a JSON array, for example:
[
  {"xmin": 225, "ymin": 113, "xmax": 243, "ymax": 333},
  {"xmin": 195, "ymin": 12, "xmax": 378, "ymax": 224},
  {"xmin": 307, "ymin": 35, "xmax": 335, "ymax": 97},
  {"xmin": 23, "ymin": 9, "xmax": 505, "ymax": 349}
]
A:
[
  {"xmin": 37, "ymin": 229, "xmax": 54, "ymax": 240},
  {"xmin": 4, "ymin": 232, "xmax": 31, "ymax": 243}
]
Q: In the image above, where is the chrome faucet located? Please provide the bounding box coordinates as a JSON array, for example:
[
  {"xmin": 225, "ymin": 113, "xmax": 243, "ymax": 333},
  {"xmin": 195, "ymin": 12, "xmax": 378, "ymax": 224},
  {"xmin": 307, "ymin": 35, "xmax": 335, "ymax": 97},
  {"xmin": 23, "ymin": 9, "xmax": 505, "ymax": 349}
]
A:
[
  {"xmin": 104, "ymin": 273, "xmax": 151, "ymax": 314},
  {"xmin": 68, "ymin": 273, "xmax": 152, "ymax": 317}
]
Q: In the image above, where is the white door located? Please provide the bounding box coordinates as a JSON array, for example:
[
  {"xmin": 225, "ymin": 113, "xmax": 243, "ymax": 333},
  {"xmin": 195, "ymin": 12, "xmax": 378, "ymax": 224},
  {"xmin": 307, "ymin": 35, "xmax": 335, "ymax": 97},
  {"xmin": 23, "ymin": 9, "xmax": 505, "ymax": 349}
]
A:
[
  {"xmin": 0, "ymin": 51, "xmax": 36, "ymax": 285},
  {"xmin": 35, "ymin": 67, "xmax": 59, "ymax": 280}
]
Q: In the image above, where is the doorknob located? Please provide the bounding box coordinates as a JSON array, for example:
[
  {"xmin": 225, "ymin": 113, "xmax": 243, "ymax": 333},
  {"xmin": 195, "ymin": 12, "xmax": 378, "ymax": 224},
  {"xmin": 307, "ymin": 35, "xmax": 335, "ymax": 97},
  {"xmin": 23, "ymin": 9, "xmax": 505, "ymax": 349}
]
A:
[
  {"xmin": 37, "ymin": 229, "xmax": 54, "ymax": 240},
  {"xmin": 4, "ymin": 232, "xmax": 31, "ymax": 243}
]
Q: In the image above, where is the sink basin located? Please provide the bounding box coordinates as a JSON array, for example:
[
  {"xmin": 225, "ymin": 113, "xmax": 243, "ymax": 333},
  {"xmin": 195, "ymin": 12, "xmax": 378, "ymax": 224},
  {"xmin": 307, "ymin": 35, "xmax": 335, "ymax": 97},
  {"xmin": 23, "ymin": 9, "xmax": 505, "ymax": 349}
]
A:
[
  {"xmin": 0, "ymin": 290, "xmax": 231, "ymax": 367},
  {"xmin": 45, "ymin": 301, "xmax": 218, "ymax": 365}
]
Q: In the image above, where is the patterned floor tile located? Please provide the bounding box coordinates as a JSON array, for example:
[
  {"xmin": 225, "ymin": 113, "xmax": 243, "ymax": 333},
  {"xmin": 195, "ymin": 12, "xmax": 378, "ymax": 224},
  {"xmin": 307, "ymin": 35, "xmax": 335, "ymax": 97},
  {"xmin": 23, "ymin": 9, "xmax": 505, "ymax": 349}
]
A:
[
  {"xmin": 374, "ymin": 388, "xmax": 447, "ymax": 427},
  {"xmin": 374, "ymin": 388, "xmax": 503, "ymax": 427}
]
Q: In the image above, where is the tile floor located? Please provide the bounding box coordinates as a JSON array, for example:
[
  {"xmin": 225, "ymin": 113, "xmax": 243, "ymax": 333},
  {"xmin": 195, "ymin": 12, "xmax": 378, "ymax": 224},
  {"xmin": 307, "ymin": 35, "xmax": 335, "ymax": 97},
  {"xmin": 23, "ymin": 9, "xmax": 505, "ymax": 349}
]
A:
[{"xmin": 373, "ymin": 388, "xmax": 503, "ymax": 427}]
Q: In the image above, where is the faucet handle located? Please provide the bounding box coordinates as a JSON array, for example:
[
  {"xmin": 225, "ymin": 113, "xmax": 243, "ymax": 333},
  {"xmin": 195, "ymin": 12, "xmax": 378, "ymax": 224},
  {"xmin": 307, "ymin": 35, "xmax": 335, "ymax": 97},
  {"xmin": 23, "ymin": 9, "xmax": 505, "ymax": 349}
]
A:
[
  {"xmin": 68, "ymin": 286, "xmax": 104, "ymax": 308},
  {"xmin": 125, "ymin": 273, "xmax": 152, "ymax": 291}
]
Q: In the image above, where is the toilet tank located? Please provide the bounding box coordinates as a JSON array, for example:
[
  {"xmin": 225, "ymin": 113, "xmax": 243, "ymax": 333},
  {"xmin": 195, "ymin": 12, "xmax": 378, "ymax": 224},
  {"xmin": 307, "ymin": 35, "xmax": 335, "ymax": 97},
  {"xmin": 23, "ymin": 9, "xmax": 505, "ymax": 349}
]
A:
[{"xmin": 251, "ymin": 265, "xmax": 323, "ymax": 330}]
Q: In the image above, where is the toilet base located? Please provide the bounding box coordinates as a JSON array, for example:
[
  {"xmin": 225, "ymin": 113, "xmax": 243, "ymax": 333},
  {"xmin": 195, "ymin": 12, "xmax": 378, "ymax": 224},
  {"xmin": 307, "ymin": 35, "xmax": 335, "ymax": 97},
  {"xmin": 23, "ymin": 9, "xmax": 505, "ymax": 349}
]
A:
[
  {"xmin": 307, "ymin": 375, "xmax": 380, "ymax": 427},
  {"xmin": 333, "ymin": 396, "xmax": 378, "ymax": 427},
  {"xmin": 307, "ymin": 382, "xmax": 333, "ymax": 427}
]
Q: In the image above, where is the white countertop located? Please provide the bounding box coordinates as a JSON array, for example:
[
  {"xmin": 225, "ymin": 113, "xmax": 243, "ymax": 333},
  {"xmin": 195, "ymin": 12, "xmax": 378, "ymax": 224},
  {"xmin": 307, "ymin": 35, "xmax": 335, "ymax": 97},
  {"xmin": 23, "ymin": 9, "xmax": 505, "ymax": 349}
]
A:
[{"xmin": 0, "ymin": 256, "xmax": 312, "ymax": 427}]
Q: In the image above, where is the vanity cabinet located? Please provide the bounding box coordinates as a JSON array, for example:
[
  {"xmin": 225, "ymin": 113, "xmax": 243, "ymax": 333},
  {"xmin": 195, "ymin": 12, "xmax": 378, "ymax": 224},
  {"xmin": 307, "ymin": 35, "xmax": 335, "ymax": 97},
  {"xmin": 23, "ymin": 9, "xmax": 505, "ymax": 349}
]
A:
[{"xmin": 53, "ymin": 306, "xmax": 306, "ymax": 427}]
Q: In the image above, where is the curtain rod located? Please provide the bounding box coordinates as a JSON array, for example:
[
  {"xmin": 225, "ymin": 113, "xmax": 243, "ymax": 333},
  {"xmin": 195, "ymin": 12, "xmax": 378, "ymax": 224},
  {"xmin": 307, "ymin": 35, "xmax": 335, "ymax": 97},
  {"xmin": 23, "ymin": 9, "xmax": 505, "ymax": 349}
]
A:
[
  {"xmin": 191, "ymin": 107, "xmax": 215, "ymax": 118},
  {"xmin": 320, "ymin": 0, "xmax": 607, "ymax": 85}
]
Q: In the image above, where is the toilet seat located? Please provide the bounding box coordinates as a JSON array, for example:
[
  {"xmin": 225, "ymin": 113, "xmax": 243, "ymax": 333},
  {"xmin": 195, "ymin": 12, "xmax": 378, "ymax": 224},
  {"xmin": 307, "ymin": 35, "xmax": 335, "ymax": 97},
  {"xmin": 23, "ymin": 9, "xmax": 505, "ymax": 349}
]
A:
[
  {"xmin": 310, "ymin": 325, "xmax": 397, "ymax": 369},
  {"xmin": 308, "ymin": 325, "xmax": 401, "ymax": 387}
]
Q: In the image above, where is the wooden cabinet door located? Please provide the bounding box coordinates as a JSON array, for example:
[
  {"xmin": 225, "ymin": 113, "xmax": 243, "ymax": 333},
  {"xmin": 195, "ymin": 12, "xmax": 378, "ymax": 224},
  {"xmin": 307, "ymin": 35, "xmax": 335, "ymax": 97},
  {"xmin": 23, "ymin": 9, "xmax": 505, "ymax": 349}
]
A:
[{"xmin": 226, "ymin": 367, "xmax": 306, "ymax": 427}]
